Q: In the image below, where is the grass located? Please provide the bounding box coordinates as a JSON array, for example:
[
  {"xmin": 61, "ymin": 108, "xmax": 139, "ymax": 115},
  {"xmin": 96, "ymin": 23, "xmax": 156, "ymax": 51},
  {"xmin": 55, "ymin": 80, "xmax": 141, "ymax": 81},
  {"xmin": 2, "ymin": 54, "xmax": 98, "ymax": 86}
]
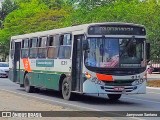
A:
[{"xmin": 147, "ymin": 80, "xmax": 160, "ymax": 87}]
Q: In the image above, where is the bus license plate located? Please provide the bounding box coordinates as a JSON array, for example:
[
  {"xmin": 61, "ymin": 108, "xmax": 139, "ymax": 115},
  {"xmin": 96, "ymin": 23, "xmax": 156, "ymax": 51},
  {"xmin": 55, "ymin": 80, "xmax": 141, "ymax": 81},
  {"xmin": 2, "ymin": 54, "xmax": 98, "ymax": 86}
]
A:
[{"xmin": 114, "ymin": 87, "xmax": 124, "ymax": 91}]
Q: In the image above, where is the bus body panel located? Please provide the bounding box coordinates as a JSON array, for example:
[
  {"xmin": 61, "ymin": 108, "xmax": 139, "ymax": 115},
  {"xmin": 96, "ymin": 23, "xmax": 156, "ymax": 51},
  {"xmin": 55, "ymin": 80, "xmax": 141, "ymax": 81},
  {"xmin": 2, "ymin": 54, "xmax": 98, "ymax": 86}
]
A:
[{"xmin": 19, "ymin": 58, "xmax": 71, "ymax": 90}]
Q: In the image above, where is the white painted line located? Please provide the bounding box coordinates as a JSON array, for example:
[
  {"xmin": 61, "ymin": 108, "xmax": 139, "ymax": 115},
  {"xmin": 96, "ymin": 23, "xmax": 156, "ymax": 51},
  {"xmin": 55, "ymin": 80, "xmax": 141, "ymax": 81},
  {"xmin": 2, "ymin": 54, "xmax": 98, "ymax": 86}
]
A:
[
  {"xmin": 122, "ymin": 96, "xmax": 160, "ymax": 104},
  {"xmin": 147, "ymin": 92, "xmax": 160, "ymax": 95},
  {"xmin": 147, "ymin": 87, "xmax": 160, "ymax": 90},
  {"xmin": 0, "ymin": 88, "xmax": 145, "ymax": 120}
]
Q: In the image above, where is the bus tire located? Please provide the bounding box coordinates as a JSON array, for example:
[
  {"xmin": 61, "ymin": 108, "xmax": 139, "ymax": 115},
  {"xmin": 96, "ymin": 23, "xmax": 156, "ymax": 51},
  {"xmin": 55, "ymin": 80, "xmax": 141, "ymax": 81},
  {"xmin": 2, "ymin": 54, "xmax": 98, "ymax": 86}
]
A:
[
  {"xmin": 107, "ymin": 94, "xmax": 121, "ymax": 101},
  {"xmin": 62, "ymin": 77, "xmax": 72, "ymax": 100},
  {"xmin": 24, "ymin": 74, "xmax": 34, "ymax": 93}
]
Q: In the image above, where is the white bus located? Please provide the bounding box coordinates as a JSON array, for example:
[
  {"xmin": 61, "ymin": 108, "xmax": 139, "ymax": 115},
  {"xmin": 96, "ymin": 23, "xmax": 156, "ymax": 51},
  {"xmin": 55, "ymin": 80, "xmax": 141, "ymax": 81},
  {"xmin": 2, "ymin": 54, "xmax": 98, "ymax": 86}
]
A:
[{"xmin": 9, "ymin": 22, "xmax": 150, "ymax": 101}]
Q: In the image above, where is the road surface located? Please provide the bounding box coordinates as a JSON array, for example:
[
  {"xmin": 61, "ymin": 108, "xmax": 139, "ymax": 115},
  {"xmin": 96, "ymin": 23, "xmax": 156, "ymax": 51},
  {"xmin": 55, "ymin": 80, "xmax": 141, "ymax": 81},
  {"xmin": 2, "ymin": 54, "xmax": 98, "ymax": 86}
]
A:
[{"xmin": 0, "ymin": 78, "xmax": 160, "ymax": 120}]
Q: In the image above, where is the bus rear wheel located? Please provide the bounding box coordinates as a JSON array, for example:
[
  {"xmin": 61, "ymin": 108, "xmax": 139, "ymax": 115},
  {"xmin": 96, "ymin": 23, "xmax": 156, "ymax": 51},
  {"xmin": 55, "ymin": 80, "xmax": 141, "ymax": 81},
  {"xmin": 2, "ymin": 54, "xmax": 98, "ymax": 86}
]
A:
[
  {"xmin": 24, "ymin": 74, "xmax": 34, "ymax": 93},
  {"xmin": 107, "ymin": 94, "xmax": 121, "ymax": 101},
  {"xmin": 62, "ymin": 77, "xmax": 72, "ymax": 100}
]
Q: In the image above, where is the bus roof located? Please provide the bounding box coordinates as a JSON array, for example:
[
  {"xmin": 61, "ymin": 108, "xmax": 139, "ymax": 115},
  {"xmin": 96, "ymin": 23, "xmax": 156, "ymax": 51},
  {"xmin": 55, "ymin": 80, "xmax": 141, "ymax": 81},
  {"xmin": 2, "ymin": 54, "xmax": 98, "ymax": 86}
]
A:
[{"xmin": 11, "ymin": 22, "xmax": 145, "ymax": 40}]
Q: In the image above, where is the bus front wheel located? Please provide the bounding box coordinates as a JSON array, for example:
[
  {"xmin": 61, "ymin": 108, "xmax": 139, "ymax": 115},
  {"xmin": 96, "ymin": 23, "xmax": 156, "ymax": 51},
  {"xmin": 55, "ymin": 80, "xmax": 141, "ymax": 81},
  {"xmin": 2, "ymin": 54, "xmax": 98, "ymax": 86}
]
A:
[
  {"xmin": 107, "ymin": 94, "xmax": 121, "ymax": 101},
  {"xmin": 62, "ymin": 77, "xmax": 72, "ymax": 100},
  {"xmin": 24, "ymin": 74, "xmax": 34, "ymax": 93}
]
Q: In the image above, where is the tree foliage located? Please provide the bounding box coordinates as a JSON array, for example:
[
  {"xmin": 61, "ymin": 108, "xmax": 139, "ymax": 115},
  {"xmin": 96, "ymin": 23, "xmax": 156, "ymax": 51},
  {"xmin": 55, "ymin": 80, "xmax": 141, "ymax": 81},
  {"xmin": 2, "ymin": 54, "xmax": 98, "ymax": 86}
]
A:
[{"xmin": 0, "ymin": 0, "xmax": 17, "ymax": 20}]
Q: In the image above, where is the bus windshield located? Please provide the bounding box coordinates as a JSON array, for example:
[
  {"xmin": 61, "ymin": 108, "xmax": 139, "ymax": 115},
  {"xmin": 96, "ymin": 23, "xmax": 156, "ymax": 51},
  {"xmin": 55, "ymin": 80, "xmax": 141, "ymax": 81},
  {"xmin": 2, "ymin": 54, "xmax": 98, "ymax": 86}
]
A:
[{"xmin": 84, "ymin": 37, "xmax": 144, "ymax": 68}]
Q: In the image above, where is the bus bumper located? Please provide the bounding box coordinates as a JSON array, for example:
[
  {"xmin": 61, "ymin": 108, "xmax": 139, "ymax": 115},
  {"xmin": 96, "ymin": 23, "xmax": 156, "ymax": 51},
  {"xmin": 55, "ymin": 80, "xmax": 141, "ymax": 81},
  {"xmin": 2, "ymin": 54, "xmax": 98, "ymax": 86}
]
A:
[{"xmin": 83, "ymin": 80, "xmax": 146, "ymax": 96}]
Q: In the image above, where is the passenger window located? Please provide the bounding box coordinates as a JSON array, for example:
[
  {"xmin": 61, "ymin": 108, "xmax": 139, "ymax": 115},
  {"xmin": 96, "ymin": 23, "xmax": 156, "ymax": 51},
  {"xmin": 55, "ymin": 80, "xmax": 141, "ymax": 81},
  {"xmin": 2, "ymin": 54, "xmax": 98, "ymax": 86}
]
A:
[
  {"xmin": 29, "ymin": 48, "xmax": 37, "ymax": 58},
  {"xmin": 21, "ymin": 49, "xmax": 29, "ymax": 58},
  {"xmin": 21, "ymin": 39, "xmax": 29, "ymax": 58},
  {"xmin": 59, "ymin": 46, "xmax": 71, "ymax": 59},
  {"xmin": 38, "ymin": 48, "xmax": 47, "ymax": 58},
  {"xmin": 48, "ymin": 35, "xmax": 59, "ymax": 46},
  {"xmin": 22, "ymin": 39, "xmax": 29, "ymax": 48},
  {"xmin": 58, "ymin": 33, "xmax": 72, "ymax": 59},
  {"xmin": 47, "ymin": 35, "xmax": 59, "ymax": 59},
  {"xmin": 39, "ymin": 37, "xmax": 47, "ymax": 47},
  {"xmin": 47, "ymin": 47, "xmax": 59, "ymax": 59},
  {"xmin": 60, "ymin": 34, "xmax": 72, "ymax": 45},
  {"xmin": 29, "ymin": 37, "xmax": 38, "ymax": 58},
  {"xmin": 37, "ymin": 37, "xmax": 47, "ymax": 58},
  {"xmin": 64, "ymin": 34, "xmax": 72, "ymax": 45},
  {"xmin": 30, "ymin": 38, "xmax": 38, "ymax": 48}
]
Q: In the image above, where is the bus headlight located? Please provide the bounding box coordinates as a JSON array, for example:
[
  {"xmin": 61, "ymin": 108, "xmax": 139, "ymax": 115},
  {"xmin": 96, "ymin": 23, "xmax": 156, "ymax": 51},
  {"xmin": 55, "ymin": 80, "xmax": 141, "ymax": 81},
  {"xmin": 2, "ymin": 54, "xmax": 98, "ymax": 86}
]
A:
[{"xmin": 85, "ymin": 72, "xmax": 92, "ymax": 79}]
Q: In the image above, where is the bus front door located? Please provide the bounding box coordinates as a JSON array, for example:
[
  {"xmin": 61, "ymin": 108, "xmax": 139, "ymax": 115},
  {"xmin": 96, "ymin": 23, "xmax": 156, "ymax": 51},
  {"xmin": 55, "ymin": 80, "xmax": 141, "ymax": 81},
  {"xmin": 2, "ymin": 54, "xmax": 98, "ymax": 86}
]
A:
[
  {"xmin": 72, "ymin": 35, "xmax": 84, "ymax": 92},
  {"xmin": 13, "ymin": 42, "xmax": 21, "ymax": 83}
]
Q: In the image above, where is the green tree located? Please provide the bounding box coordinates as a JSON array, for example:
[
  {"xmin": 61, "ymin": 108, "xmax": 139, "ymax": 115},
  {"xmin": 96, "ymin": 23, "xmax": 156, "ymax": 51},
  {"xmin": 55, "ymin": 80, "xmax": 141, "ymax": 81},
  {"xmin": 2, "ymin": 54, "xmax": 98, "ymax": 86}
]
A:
[
  {"xmin": 0, "ymin": 0, "xmax": 17, "ymax": 21},
  {"xmin": 0, "ymin": 0, "xmax": 73, "ymax": 59}
]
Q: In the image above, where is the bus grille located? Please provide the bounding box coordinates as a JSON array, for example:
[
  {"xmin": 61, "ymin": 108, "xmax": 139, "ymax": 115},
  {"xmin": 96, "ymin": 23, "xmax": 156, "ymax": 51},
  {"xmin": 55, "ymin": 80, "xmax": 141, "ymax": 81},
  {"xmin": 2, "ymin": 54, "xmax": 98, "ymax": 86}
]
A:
[{"xmin": 101, "ymin": 86, "xmax": 137, "ymax": 93}]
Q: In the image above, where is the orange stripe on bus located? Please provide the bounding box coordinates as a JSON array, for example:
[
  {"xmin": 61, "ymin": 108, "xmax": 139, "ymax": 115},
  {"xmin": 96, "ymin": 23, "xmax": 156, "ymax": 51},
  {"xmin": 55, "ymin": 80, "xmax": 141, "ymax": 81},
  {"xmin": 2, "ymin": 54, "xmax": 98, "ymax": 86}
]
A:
[
  {"xmin": 96, "ymin": 73, "xmax": 113, "ymax": 81},
  {"xmin": 22, "ymin": 58, "xmax": 31, "ymax": 72}
]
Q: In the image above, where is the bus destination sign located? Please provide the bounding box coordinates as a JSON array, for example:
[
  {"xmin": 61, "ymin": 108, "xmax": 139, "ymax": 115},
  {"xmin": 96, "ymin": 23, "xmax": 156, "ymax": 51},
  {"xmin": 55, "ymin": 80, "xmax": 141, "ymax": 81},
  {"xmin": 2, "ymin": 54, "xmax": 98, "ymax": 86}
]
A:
[{"xmin": 88, "ymin": 25, "xmax": 146, "ymax": 35}]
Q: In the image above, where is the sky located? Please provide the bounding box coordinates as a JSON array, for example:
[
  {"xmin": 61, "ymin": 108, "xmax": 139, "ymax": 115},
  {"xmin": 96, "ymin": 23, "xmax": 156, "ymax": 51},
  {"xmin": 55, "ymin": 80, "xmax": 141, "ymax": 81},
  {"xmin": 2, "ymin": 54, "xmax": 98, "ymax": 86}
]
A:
[
  {"xmin": 0, "ymin": 0, "xmax": 3, "ymax": 3},
  {"xmin": 0, "ymin": 0, "xmax": 3, "ymax": 7}
]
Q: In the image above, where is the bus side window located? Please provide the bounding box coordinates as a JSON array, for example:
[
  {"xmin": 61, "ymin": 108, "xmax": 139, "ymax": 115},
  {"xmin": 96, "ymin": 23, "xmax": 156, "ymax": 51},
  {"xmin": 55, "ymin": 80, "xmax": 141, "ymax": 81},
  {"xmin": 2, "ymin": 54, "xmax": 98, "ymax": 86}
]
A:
[
  {"xmin": 47, "ymin": 35, "xmax": 59, "ymax": 59},
  {"xmin": 29, "ymin": 37, "xmax": 38, "ymax": 59},
  {"xmin": 48, "ymin": 35, "xmax": 59, "ymax": 46},
  {"xmin": 30, "ymin": 38, "xmax": 38, "ymax": 48},
  {"xmin": 58, "ymin": 34, "xmax": 72, "ymax": 59},
  {"xmin": 59, "ymin": 46, "xmax": 71, "ymax": 59},
  {"xmin": 37, "ymin": 36, "xmax": 47, "ymax": 58},
  {"xmin": 60, "ymin": 34, "xmax": 72, "ymax": 45},
  {"xmin": 21, "ymin": 38, "xmax": 29, "ymax": 58}
]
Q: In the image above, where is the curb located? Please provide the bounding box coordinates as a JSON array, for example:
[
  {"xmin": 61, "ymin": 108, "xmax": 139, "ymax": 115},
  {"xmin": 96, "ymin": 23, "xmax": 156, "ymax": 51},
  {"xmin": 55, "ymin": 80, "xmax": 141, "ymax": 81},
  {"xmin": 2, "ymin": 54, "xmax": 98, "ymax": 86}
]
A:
[{"xmin": 147, "ymin": 86, "xmax": 160, "ymax": 90}]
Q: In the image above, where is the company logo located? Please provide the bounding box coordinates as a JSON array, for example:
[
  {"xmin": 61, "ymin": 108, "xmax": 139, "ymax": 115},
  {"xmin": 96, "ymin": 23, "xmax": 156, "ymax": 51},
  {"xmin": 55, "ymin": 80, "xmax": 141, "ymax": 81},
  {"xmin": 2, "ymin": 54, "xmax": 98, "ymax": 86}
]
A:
[{"xmin": 2, "ymin": 112, "xmax": 12, "ymax": 117}]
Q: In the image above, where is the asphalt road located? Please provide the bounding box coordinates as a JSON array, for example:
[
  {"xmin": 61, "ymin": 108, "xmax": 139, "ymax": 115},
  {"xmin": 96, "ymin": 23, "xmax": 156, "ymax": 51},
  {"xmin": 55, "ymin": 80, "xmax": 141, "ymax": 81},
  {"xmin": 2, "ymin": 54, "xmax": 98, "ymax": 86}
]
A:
[{"xmin": 0, "ymin": 78, "xmax": 160, "ymax": 120}]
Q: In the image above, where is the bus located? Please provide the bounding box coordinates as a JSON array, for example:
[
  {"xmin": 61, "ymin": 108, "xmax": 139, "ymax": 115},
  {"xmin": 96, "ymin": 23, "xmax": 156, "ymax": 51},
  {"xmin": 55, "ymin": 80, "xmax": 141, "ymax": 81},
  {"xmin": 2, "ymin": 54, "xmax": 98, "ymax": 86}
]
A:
[{"xmin": 9, "ymin": 22, "xmax": 150, "ymax": 101}]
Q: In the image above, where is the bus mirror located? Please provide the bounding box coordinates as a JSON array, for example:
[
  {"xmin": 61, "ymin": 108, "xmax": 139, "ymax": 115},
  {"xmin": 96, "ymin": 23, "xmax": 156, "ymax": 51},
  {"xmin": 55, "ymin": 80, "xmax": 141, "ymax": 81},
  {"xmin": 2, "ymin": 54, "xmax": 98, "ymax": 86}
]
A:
[
  {"xmin": 146, "ymin": 43, "xmax": 150, "ymax": 61},
  {"xmin": 83, "ymin": 40, "xmax": 89, "ymax": 50}
]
